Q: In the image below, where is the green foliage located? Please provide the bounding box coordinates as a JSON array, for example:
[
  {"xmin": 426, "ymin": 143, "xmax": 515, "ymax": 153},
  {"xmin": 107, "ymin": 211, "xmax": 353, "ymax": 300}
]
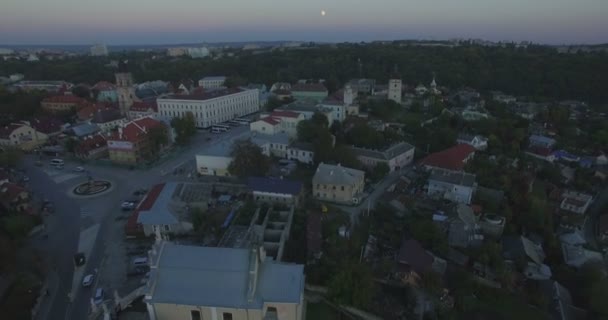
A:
[
  {"xmin": 1, "ymin": 215, "xmax": 38, "ymax": 241},
  {"xmin": 223, "ymin": 76, "xmax": 247, "ymax": 88},
  {"xmin": 265, "ymin": 96, "xmax": 292, "ymax": 112},
  {"xmin": 0, "ymin": 87, "xmax": 46, "ymax": 119},
  {"xmin": 370, "ymin": 162, "xmax": 390, "ymax": 182},
  {"xmin": 327, "ymin": 263, "xmax": 375, "ymax": 308},
  {"xmin": 191, "ymin": 207, "xmax": 210, "ymax": 233},
  {"xmin": 227, "ymin": 139, "xmax": 270, "ymax": 177},
  {"xmin": 64, "ymin": 138, "xmax": 78, "ymax": 153},
  {"xmin": 409, "ymin": 217, "xmax": 448, "ymax": 255},
  {"xmin": 148, "ymin": 125, "xmax": 168, "ymax": 154},
  {"xmin": 0, "ymin": 148, "xmax": 22, "ymax": 167},
  {"xmin": 170, "ymin": 112, "xmax": 196, "ymax": 145}
]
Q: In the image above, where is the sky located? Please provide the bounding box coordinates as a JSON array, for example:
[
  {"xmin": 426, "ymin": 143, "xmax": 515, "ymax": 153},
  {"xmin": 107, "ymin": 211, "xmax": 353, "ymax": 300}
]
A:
[{"xmin": 1, "ymin": 0, "xmax": 607, "ymax": 45}]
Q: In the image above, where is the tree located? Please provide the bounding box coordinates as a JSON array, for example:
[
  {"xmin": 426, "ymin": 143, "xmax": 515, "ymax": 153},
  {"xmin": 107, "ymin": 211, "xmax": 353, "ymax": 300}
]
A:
[
  {"xmin": 0, "ymin": 148, "xmax": 22, "ymax": 167},
  {"xmin": 71, "ymin": 85, "xmax": 91, "ymax": 99},
  {"xmin": 64, "ymin": 138, "xmax": 78, "ymax": 153},
  {"xmin": 371, "ymin": 162, "xmax": 390, "ymax": 181},
  {"xmin": 224, "ymin": 76, "xmax": 247, "ymax": 88},
  {"xmin": 171, "ymin": 112, "xmax": 196, "ymax": 145},
  {"xmin": 148, "ymin": 126, "xmax": 168, "ymax": 154},
  {"xmin": 327, "ymin": 263, "xmax": 375, "ymax": 308},
  {"xmin": 228, "ymin": 139, "xmax": 270, "ymax": 177}
]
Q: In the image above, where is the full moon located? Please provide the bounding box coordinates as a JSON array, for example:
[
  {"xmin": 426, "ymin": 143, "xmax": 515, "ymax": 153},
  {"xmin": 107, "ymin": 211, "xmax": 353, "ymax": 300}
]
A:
[{"xmin": 321, "ymin": 10, "xmax": 326, "ymax": 16}]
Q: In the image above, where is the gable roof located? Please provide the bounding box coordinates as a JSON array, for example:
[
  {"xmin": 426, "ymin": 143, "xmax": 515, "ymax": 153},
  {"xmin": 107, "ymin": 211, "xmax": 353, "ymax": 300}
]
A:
[
  {"xmin": 351, "ymin": 142, "xmax": 414, "ymax": 161},
  {"xmin": 30, "ymin": 117, "xmax": 62, "ymax": 134},
  {"xmin": 259, "ymin": 117, "xmax": 280, "ymax": 125},
  {"xmin": 419, "ymin": 144, "xmax": 475, "ymax": 171},
  {"xmin": 41, "ymin": 95, "xmax": 87, "ymax": 104},
  {"xmin": 109, "ymin": 117, "xmax": 164, "ymax": 142},
  {"xmin": 247, "ymin": 177, "xmax": 303, "ymax": 195},
  {"xmin": 313, "ymin": 163, "xmax": 365, "ymax": 186},
  {"xmin": 502, "ymin": 235, "xmax": 545, "ymax": 264},
  {"xmin": 70, "ymin": 123, "xmax": 100, "ymax": 137},
  {"xmin": 429, "ymin": 168, "xmax": 476, "ymax": 187},
  {"xmin": 529, "ymin": 134, "xmax": 556, "ymax": 147},
  {"xmin": 397, "ymin": 239, "xmax": 434, "ymax": 274},
  {"xmin": 75, "ymin": 134, "xmax": 107, "ymax": 154},
  {"xmin": 93, "ymin": 81, "xmax": 116, "ymax": 91}
]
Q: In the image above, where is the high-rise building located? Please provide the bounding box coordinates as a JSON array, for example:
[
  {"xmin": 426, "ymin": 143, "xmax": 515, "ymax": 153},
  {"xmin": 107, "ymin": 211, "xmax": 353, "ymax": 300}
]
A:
[
  {"xmin": 90, "ymin": 43, "xmax": 108, "ymax": 56},
  {"xmin": 115, "ymin": 60, "xmax": 138, "ymax": 117}
]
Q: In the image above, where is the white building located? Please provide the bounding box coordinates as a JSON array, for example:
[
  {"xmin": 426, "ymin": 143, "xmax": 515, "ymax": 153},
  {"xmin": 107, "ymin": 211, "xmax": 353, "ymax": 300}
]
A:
[
  {"xmin": 157, "ymin": 88, "xmax": 259, "ymax": 128},
  {"xmin": 287, "ymin": 142, "xmax": 315, "ymax": 164},
  {"xmin": 388, "ymin": 78, "xmax": 402, "ymax": 103},
  {"xmin": 427, "ymin": 169, "xmax": 476, "ymax": 204},
  {"xmin": 90, "ymin": 43, "xmax": 108, "ymax": 56},
  {"xmin": 198, "ymin": 76, "xmax": 226, "ymax": 89},
  {"xmin": 350, "ymin": 142, "xmax": 415, "ymax": 172},
  {"xmin": 560, "ymin": 191, "xmax": 593, "ymax": 215},
  {"xmin": 456, "ymin": 134, "xmax": 488, "ymax": 151}
]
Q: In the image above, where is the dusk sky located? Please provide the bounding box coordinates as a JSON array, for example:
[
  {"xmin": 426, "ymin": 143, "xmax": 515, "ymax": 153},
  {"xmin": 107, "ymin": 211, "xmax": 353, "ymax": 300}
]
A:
[{"xmin": 1, "ymin": 0, "xmax": 607, "ymax": 45}]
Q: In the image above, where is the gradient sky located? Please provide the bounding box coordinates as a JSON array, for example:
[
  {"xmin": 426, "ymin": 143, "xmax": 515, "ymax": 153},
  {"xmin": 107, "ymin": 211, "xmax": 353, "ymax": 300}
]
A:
[{"xmin": 1, "ymin": 0, "xmax": 607, "ymax": 45}]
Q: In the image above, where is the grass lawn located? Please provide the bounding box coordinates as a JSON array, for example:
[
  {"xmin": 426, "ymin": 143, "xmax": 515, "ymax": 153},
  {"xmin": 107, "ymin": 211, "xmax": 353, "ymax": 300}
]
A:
[{"xmin": 306, "ymin": 302, "xmax": 340, "ymax": 320}]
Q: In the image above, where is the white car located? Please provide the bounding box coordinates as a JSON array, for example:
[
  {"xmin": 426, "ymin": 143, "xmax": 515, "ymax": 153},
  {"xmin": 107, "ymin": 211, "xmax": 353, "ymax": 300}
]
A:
[
  {"xmin": 121, "ymin": 201, "xmax": 137, "ymax": 210},
  {"xmin": 73, "ymin": 166, "xmax": 84, "ymax": 172},
  {"xmin": 82, "ymin": 274, "xmax": 94, "ymax": 287}
]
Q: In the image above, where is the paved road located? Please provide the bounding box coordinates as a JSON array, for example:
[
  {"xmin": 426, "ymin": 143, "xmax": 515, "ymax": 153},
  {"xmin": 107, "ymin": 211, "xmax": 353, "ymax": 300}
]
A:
[{"xmin": 27, "ymin": 126, "xmax": 251, "ymax": 320}]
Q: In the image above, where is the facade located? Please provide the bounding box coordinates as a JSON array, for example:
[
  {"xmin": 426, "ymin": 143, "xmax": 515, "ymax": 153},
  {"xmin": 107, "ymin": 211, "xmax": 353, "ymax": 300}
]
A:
[
  {"xmin": 107, "ymin": 117, "xmax": 167, "ymax": 165},
  {"xmin": 456, "ymin": 134, "xmax": 488, "ymax": 151},
  {"xmin": 290, "ymin": 83, "xmax": 328, "ymax": 102},
  {"xmin": 144, "ymin": 243, "xmax": 305, "ymax": 320},
  {"xmin": 198, "ymin": 76, "xmax": 226, "ymax": 89},
  {"xmin": 74, "ymin": 134, "xmax": 108, "ymax": 160},
  {"xmin": 266, "ymin": 111, "xmax": 305, "ymax": 138},
  {"xmin": 115, "ymin": 60, "xmax": 138, "ymax": 117},
  {"xmin": 427, "ymin": 168, "xmax": 476, "ymax": 205},
  {"xmin": 129, "ymin": 101, "xmax": 158, "ymax": 119},
  {"xmin": 350, "ymin": 142, "xmax": 415, "ymax": 172},
  {"xmin": 0, "ymin": 123, "xmax": 47, "ymax": 150},
  {"xmin": 287, "ymin": 142, "xmax": 314, "ymax": 164},
  {"xmin": 347, "ymin": 78, "xmax": 376, "ymax": 95},
  {"xmin": 312, "ymin": 163, "xmax": 365, "ymax": 205},
  {"xmin": 249, "ymin": 117, "xmax": 280, "ymax": 135},
  {"xmin": 90, "ymin": 107, "xmax": 127, "ymax": 133},
  {"xmin": 248, "ymin": 177, "xmax": 303, "ymax": 206},
  {"xmin": 276, "ymin": 101, "xmax": 334, "ymax": 124},
  {"xmin": 40, "ymin": 95, "xmax": 87, "ymax": 113},
  {"xmin": 318, "ymin": 100, "xmax": 347, "ymax": 123},
  {"xmin": 90, "ymin": 43, "xmax": 108, "ymax": 56},
  {"xmin": 560, "ymin": 191, "xmax": 593, "ymax": 214},
  {"xmin": 388, "ymin": 78, "xmax": 402, "ymax": 103},
  {"xmin": 93, "ymin": 81, "xmax": 118, "ymax": 103},
  {"xmin": 157, "ymin": 88, "xmax": 259, "ymax": 128}
]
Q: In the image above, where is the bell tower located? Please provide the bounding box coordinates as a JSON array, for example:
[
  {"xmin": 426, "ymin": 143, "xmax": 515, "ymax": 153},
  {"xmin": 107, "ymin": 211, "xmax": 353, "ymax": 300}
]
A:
[
  {"xmin": 115, "ymin": 60, "xmax": 137, "ymax": 117},
  {"xmin": 388, "ymin": 65, "xmax": 402, "ymax": 104}
]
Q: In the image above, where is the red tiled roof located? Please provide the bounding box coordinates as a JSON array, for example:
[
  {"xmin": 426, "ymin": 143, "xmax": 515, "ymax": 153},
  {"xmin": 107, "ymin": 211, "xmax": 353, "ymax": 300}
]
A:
[
  {"xmin": 31, "ymin": 117, "xmax": 62, "ymax": 134},
  {"xmin": 291, "ymin": 83, "xmax": 327, "ymax": 93},
  {"xmin": 270, "ymin": 111, "xmax": 300, "ymax": 119},
  {"xmin": 93, "ymin": 81, "xmax": 116, "ymax": 91},
  {"xmin": 42, "ymin": 95, "xmax": 87, "ymax": 104},
  {"xmin": 130, "ymin": 101, "xmax": 158, "ymax": 112},
  {"xmin": 125, "ymin": 183, "xmax": 165, "ymax": 235},
  {"xmin": 109, "ymin": 117, "xmax": 164, "ymax": 143},
  {"xmin": 260, "ymin": 117, "xmax": 280, "ymax": 125},
  {"xmin": 75, "ymin": 134, "xmax": 107, "ymax": 154},
  {"xmin": 0, "ymin": 182, "xmax": 27, "ymax": 203},
  {"xmin": 526, "ymin": 147, "xmax": 552, "ymax": 157},
  {"xmin": 419, "ymin": 144, "xmax": 476, "ymax": 171}
]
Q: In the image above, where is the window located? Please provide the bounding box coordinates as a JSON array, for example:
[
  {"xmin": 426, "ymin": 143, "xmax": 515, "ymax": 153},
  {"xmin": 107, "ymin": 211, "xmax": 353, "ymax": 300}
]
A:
[
  {"xmin": 164, "ymin": 225, "xmax": 170, "ymax": 231},
  {"xmin": 267, "ymin": 306, "xmax": 278, "ymax": 314},
  {"xmin": 341, "ymin": 186, "xmax": 345, "ymax": 191},
  {"xmin": 222, "ymin": 313, "xmax": 233, "ymax": 320},
  {"xmin": 190, "ymin": 310, "xmax": 201, "ymax": 320}
]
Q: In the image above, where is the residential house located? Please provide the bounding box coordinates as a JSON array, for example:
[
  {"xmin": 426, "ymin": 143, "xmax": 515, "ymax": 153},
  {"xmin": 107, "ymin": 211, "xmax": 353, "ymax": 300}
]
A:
[
  {"xmin": 248, "ymin": 177, "xmax": 303, "ymax": 206},
  {"xmin": 395, "ymin": 239, "xmax": 445, "ymax": 286},
  {"xmin": 144, "ymin": 242, "xmax": 305, "ymax": 320},
  {"xmin": 503, "ymin": 235, "xmax": 552, "ymax": 280},
  {"xmin": 0, "ymin": 123, "xmax": 47, "ymax": 150},
  {"xmin": 427, "ymin": 168, "xmax": 476, "ymax": 205},
  {"xmin": 560, "ymin": 191, "xmax": 593, "ymax": 215},
  {"xmin": 312, "ymin": 163, "xmax": 365, "ymax": 205},
  {"xmin": 351, "ymin": 142, "xmax": 415, "ymax": 172},
  {"xmin": 347, "ymin": 78, "xmax": 376, "ymax": 95},
  {"xmin": 0, "ymin": 182, "xmax": 30, "ymax": 213},
  {"xmin": 287, "ymin": 142, "xmax": 315, "ymax": 164},
  {"xmin": 290, "ymin": 83, "xmax": 328, "ymax": 102},
  {"xmin": 93, "ymin": 81, "xmax": 118, "ymax": 103},
  {"xmin": 561, "ymin": 243, "xmax": 603, "ymax": 268},
  {"xmin": 419, "ymin": 144, "xmax": 476, "ymax": 171},
  {"xmin": 460, "ymin": 106, "xmax": 490, "ymax": 121},
  {"xmin": 67, "ymin": 123, "xmax": 100, "ymax": 139},
  {"xmin": 539, "ymin": 280, "xmax": 587, "ymax": 320},
  {"xmin": 599, "ymin": 215, "xmax": 608, "ymax": 242},
  {"xmin": 447, "ymin": 204, "xmax": 483, "ymax": 248},
  {"xmin": 131, "ymin": 183, "xmax": 194, "ymax": 237},
  {"xmin": 456, "ymin": 134, "xmax": 488, "ymax": 151},
  {"xmin": 74, "ymin": 134, "xmax": 108, "ymax": 160},
  {"xmin": 107, "ymin": 116, "xmax": 168, "ymax": 165},
  {"xmin": 29, "ymin": 117, "xmax": 63, "ymax": 137},
  {"xmin": 91, "ymin": 107, "xmax": 127, "ymax": 133},
  {"xmin": 491, "ymin": 91, "xmax": 517, "ymax": 104},
  {"xmin": 529, "ymin": 134, "xmax": 556, "ymax": 149},
  {"xmin": 318, "ymin": 100, "xmax": 347, "ymax": 123},
  {"xmin": 525, "ymin": 147, "xmax": 556, "ymax": 163},
  {"xmin": 40, "ymin": 95, "xmax": 87, "ymax": 113},
  {"xmin": 129, "ymin": 101, "xmax": 158, "ymax": 119},
  {"xmin": 197, "ymin": 76, "xmax": 226, "ymax": 89}
]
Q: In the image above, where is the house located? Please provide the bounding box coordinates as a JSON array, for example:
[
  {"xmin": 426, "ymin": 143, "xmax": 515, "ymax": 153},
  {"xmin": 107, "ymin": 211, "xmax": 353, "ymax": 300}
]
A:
[
  {"xmin": 350, "ymin": 142, "xmax": 415, "ymax": 172},
  {"xmin": 272, "ymin": 89, "xmax": 292, "ymax": 101},
  {"xmin": 502, "ymin": 235, "xmax": 545, "ymax": 265},
  {"xmin": 395, "ymin": 239, "xmax": 445, "ymax": 285},
  {"xmin": 318, "ymin": 100, "xmax": 347, "ymax": 123},
  {"xmin": 525, "ymin": 147, "xmax": 556, "ymax": 163},
  {"xmin": 479, "ymin": 214, "xmax": 506, "ymax": 238},
  {"xmin": 198, "ymin": 76, "xmax": 226, "ymax": 89},
  {"xmin": 107, "ymin": 116, "xmax": 168, "ymax": 165},
  {"xmin": 0, "ymin": 182, "xmax": 30, "ymax": 213},
  {"xmin": 312, "ymin": 163, "xmax": 365, "ymax": 205},
  {"xmin": 92, "ymin": 81, "xmax": 118, "ymax": 103},
  {"xmin": 250, "ymin": 111, "xmax": 305, "ymax": 138},
  {"xmin": 427, "ymin": 169, "xmax": 476, "ymax": 205},
  {"xmin": 307, "ymin": 212, "xmax": 323, "ymax": 261},
  {"xmin": 448, "ymin": 204, "xmax": 483, "ymax": 248},
  {"xmin": 132, "ymin": 183, "xmax": 194, "ymax": 237},
  {"xmin": 0, "ymin": 123, "xmax": 47, "ymax": 150},
  {"xmin": 419, "ymin": 144, "xmax": 476, "ymax": 171},
  {"xmin": 40, "ymin": 95, "xmax": 88, "ymax": 113},
  {"xmin": 128, "ymin": 101, "xmax": 158, "ymax": 119},
  {"xmin": 539, "ymin": 280, "xmax": 587, "ymax": 320},
  {"xmin": 456, "ymin": 134, "xmax": 488, "ymax": 151},
  {"xmin": 599, "ymin": 215, "xmax": 608, "ymax": 242},
  {"xmin": 290, "ymin": 83, "xmax": 328, "ymax": 102},
  {"xmin": 560, "ymin": 191, "xmax": 593, "ymax": 214},
  {"xmin": 248, "ymin": 177, "xmax": 303, "ymax": 206},
  {"xmin": 287, "ymin": 142, "xmax": 314, "ymax": 164},
  {"xmin": 561, "ymin": 243, "xmax": 602, "ymax": 268},
  {"xmin": 74, "ymin": 134, "xmax": 108, "ymax": 160},
  {"xmin": 144, "ymin": 242, "xmax": 305, "ymax": 320},
  {"xmin": 347, "ymin": 78, "xmax": 376, "ymax": 95},
  {"xmin": 67, "ymin": 123, "xmax": 100, "ymax": 139},
  {"xmin": 91, "ymin": 107, "xmax": 127, "ymax": 133},
  {"xmin": 249, "ymin": 117, "xmax": 281, "ymax": 136},
  {"xmin": 29, "ymin": 117, "xmax": 63, "ymax": 137},
  {"xmin": 529, "ymin": 134, "xmax": 556, "ymax": 149}
]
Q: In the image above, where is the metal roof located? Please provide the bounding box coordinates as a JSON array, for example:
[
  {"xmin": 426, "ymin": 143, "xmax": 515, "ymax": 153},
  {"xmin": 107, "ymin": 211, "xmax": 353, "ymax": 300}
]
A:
[
  {"xmin": 248, "ymin": 177, "xmax": 303, "ymax": 195},
  {"xmin": 351, "ymin": 142, "xmax": 414, "ymax": 161},
  {"xmin": 429, "ymin": 169, "xmax": 476, "ymax": 187},
  {"xmin": 312, "ymin": 163, "xmax": 365, "ymax": 186},
  {"xmin": 137, "ymin": 183, "xmax": 180, "ymax": 225}
]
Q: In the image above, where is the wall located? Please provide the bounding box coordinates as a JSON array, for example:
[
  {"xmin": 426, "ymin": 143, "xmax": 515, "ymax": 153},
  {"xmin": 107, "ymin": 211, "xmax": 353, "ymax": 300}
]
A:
[{"xmin": 250, "ymin": 121, "xmax": 276, "ymax": 135}]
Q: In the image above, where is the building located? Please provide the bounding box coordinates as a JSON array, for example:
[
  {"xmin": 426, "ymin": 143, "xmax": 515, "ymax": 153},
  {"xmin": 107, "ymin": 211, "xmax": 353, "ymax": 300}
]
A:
[
  {"xmin": 157, "ymin": 88, "xmax": 259, "ymax": 128},
  {"xmin": 129, "ymin": 101, "xmax": 158, "ymax": 119},
  {"xmin": 290, "ymin": 83, "xmax": 328, "ymax": 102},
  {"xmin": 388, "ymin": 78, "xmax": 402, "ymax": 103},
  {"xmin": 13, "ymin": 80, "xmax": 72, "ymax": 93},
  {"xmin": 134, "ymin": 183, "xmax": 194, "ymax": 237},
  {"xmin": 502, "ymin": 235, "xmax": 546, "ymax": 265},
  {"xmin": 40, "ymin": 95, "xmax": 87, "ymax": 113},
  {"xmin": 350, "ymin": 142, "xmax": 415, "ymax": 172},
  {"xmin": 427, "ymin": 168, "xmax": 476, "ymax": 204},
  {"xmin": 195, "ymin": 132, "xmax": 289, "ymax": 176},
  {"xmin": 248, "ymin": 177, "xmax": 303, "ymax": 206},
  {"xmin": 560, "ymin": 191, "xmax": 593, "ymax": 214},
  {"xmin": 144, "ymin": 243, "xmax": 305, "ymax": 320},
  {"xmin": 347, "ymin": 78, "xmax": 376, "ymax": 95},
  {"xmin": 318, "ymin": 100, "xmax": 347, "ymax": 123},
  {"xmin": 90, "ymin": 107, "xmax": 127, "ymax": 133},
  {"xmin": 419, "ymin": 144, "xmax": 476, "ymax": 171},
  {"xmin": 107, "ymin": 117, "xmax": 167, "ymax": 165},
  {"xmin": 29, "ymin": 117, "xmax": 63, "ymax": 137},
  {"xmin": 561, "ymin": 243, "xmax": 603, "ymax": 268},
  {"xmin": 539, "ymin": 280, "xmax": 587, "ymax": 320},
  {"xmin": 447, "ymin": 204, "xmax": 483, "ymax": 248},
  {"xmin": 92, "ymin": 81, "xmax": 118, "ymax": 103},
  {"xmin": 74, "ymin": 134, "xmax": 108, "ymax": 160},
  {"xmin": 529, "ymin": 134, "xmax": 556, "ymax": 149},
  {"xmin": 287, "ymin": 142, "xmax": 315, "ymax": 164},
  {"xmin": 187, "ymin": 47, "xmax": 210, "ymax": 58},
  {"xmin": 456, "ymin": 134, "xmax": 488, "ymax": 151},
  {"xmin": 0, "ymin": 123, "xmax": 47, "ymax": 150},
  {"xmin": 90, "ymin": 43, "xmax": 108, "ymax": 56},
  {"xmin": 525, "ymin": 147, "xmax": 556, "ymax": 163},
  {"xmin": 198, "ymin": 76, "xmax": 226, "ymax": 89},
  {"xmin": 396, "ymin": 239, "xmax": 437, "ymax": 283},
  {"xmin": 312, "ymin": 163, "xmax": 365, "ymax": 205},
  {"xmin": 115, "ymin": 60, "xmax": 138, "ymax": 116},
  {"xmin": 276, "ymin": 101, "xmax": 334, "ymax": 124},
  {"xmin": 249, "ymin": 117, "xmax": 281, "ymax": 135},
  {"xmin": 479, "ymin": 214, "xmax": 506, "ymax": 238}
]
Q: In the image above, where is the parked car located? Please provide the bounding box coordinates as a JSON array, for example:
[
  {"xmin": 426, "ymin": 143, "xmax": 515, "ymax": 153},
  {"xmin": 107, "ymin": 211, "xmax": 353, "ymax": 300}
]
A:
[
  {"xmin": 121, "ymin": 201, "xmax": 137, "ymax": 211},
  {"xmin": 21, "ymin": 176, "xmax": 30, "ymax": 182},
  {"xmin": 82, "ymin": 274, "xmax": 94, "ymax": 287},
  {"xmin": 93, "ymin": 288, "xmax": 105, "ymax": 305}
]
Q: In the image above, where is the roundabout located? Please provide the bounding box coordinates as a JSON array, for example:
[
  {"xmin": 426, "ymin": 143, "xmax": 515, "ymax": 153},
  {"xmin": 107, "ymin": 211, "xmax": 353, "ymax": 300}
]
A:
[{"xmin": 71, "ymin": 180, "xmax": 113, "ymax": 197}]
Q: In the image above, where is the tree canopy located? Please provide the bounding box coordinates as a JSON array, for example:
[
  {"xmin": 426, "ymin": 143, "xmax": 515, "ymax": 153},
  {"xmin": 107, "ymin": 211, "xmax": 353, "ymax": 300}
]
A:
[
  {"xmin": 170, "ymin": 112, "xmax": 196, "ymax": 145},
  {"xmin": 227, "ymin": 139, "xmax": 270, "ymax": 178}
]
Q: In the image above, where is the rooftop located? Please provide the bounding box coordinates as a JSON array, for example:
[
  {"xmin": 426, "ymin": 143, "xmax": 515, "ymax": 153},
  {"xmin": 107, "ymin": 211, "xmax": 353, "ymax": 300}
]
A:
[
  {"xmin": 146, "ymin": 243, "xmax": 304, "ymax": 308},
  {"xmin": 351, "ymin": 142, "xmax": 414, "ymax": 161},
  {"xmin": 313, "ymin": 163, "xmax": 365, "ymax": 186},
  {"xmin": 200, "ymin": 76, "xmax": 226, "ymax": 81},
  {"xmin": 0, "ymin": 123, "xmax": 27, "ymax": 139},
  {"xmin": 69, "ymin": 123, "xmax": 100, "ymax": 137},
  {"xmin": 158, "ymin": 88, "xmax": 247, "ymax": 101},
  {"xmin": 291, "ymin": 83, "xmax": 327, "ymax": 93},
  {"xmin": 269, "ymin": 110, "xmax": 301, "ymax": 119},
  {"xmin": 419, "ymin": 144, "xmax": 475, "ymax": 171},
  {"xmin": 108, "ymin": 117, "xmax": 164, "ymax": 143},
  {"xmin": 41, "ymin": 95, "xmax": 87, "ymax": 104},
  {"xmin": 397, "ymin": 239, "xmax": 434, "ymax": 274},
  {"xmin": 197, "ymin": 131, "xmax": 290, "ymax": 157},
  {"xmin": 137, "ymin": 183, "xmax": 180, "ymax": 226},
  {"xmin": 130, "ymin": 101, "xmax": 158, "ymax": 112},
  {"xmin": 288, "ymin": 142, "xmax": 314, "ymax": 152},
  {"xmin": 429, "ymin": 168, "xmax": 476, "ymax": 187},
  {"xmin": 248, "ymin": 177, "xmax": 303, "ymax": 195}
]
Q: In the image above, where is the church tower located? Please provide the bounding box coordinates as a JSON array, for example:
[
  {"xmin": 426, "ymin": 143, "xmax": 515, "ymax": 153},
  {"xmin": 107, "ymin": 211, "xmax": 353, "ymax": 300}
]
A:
[
  {"xmin": 344, "ymin": 84, "xmax": 354, "ymax": 106},
  {"xmin": 115, "ymin": 60, "xmax": 137, "ymax": 117},
  {"xmin": 388, "ymin": 66, "xmax": 402, "ymax": 104}
]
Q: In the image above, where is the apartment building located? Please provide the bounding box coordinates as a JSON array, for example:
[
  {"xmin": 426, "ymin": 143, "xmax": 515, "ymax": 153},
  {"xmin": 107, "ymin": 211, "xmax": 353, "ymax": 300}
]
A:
[{"xmin": 312, "ymin": 163, "xmax": 365, "ymax": 205}]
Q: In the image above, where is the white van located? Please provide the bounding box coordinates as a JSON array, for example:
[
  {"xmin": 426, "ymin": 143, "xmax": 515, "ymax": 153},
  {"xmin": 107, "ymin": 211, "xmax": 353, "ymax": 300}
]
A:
[{"xmin": 50, "ymin": 159, "xmax": 64, "ymax": 167}]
